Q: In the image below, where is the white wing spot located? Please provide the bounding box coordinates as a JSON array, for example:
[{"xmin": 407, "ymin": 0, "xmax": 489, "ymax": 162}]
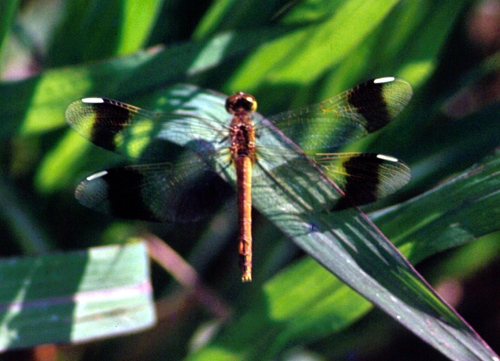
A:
[
  {"xmin": 82, "ymin": 97, "xmax": 105, "ymax": 104},
  {"xmin": 86, "ymin": 170, "xmax": 108, "ymax": 181},
  {"xmin": 374, "ymin": 77, "xmax": 395, "ymax": 84},
  {"xmin": 376, "ymin": 154, "xmax": 398, "ymax": 162}
]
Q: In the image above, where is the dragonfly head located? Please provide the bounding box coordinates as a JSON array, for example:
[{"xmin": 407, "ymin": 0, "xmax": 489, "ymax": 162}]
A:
[{"xmin": 225, "ymin": 92, "xmax": 257, "ymax": 115}]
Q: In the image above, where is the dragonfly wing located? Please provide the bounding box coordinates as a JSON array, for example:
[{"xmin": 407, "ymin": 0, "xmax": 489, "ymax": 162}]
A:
[
  {"xmin": 67, "ymin": 96, "xmax": 238, "ymax": 223},
  {"xmin": 311, "ymin": 152, "xmax": 411, "ymax": 210},
  {"xmin": 265, "ymin": 77, "xmax": 413, "ymax": 150},
  {"xmin": 75, "ymin": 151, "xmax": 235, "ymax": 223},
  {"xmin": 65, "ymin": 97, "xmax": 227, "ymax": 160}
]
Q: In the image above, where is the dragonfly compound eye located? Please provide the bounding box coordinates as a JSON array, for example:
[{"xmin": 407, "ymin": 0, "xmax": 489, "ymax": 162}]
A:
[{"xmin": 225, "ymin": 92, "xmax": 257, "ymax": 115}]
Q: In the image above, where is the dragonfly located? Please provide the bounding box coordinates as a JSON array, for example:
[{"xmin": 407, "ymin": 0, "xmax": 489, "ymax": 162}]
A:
[{"xmin": 66, "ymin": 77, "xmax": 412, "ymax": 282}]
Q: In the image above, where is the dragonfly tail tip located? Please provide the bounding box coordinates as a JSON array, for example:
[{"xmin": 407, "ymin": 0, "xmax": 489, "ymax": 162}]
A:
[{"xmin": 241, "ymin": 272, "xmax": 252, "ymax": 282}]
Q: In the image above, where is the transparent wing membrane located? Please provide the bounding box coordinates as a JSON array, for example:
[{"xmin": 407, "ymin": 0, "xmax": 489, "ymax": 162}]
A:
[{"xmin": 265, "ymin": 77, "xmax": 412, "ymax": 150}]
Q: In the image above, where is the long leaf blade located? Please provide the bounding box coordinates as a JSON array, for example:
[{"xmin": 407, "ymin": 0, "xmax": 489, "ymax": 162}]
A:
[
  {"xmin": 126, "ymin": 86, "xmax": 498, "ymax": 361},
  {"xmin": 0, "ymin": 242, "xmax": 155, "ymax": 350}
]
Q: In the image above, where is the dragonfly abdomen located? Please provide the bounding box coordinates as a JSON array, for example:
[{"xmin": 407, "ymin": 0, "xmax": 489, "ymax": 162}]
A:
[{"xmin": 236, "ymin": 156, "xmax": 253, "ymax": 282}]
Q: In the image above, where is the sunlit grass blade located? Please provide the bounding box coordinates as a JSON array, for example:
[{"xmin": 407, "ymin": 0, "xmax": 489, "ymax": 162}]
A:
[
  {"xmin": 0, "ymin": 242, "xmax": 155, "ymax": 350},
  {"xmin": 373, "ymin": 148, "xmax": 500, "ymax": 263},
  {"xmin": 225, "ymin": 0, "xmax": 402, "ymax": 92},
  {"xmin": 189, "ymin": 142, "xmax": 500, "ymax": 361},
  {"xmin": 116, "ymin": 0, "xmax": 164, "ymax": 55}
]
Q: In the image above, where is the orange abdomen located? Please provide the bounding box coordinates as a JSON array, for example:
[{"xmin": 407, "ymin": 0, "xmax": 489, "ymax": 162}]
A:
[{"xmin": 236, "ymin": 156, "xmax": 252, "ymax": 282}]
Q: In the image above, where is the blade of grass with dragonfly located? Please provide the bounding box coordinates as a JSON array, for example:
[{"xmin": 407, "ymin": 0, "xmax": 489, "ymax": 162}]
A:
[
  {"xmin": 120, "ymin": 85, "xmax": 495, "ymax": 361},
  {"xmin": 188, "ymin": 141, "xmax": 500, "ymax": 361}
]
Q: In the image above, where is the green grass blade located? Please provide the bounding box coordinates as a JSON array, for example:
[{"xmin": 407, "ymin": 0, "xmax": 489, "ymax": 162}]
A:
[
  {"xmin": 95, "ymin": 85, "xmax": 497, "ymax": 361},
  {"xmin": 47, "ymin": 0, "xmax": 163, "ymax": 65},
  {"xmin": 225, "ymin": 0, "xmax": 402, "ymax": 91},
  {"xmin": 0, "ymin": 242, "xmax": 155, "ymax": 350},
  {"xmin": 193, "ymin": 0, "xmax": 286, "ymax": 39},
  {"xmin": 190, "ymin": 140, "xmax": 500, "ymax": 361},
  {"xmin": 0, "ymin": 0, "xmax": 21, "ymax": 63},
  {"xmin": 373, "ymin": 148, "xmax": 500, "ymax": 264},
  {"xmin": 116, "ymin": 0, "xmax": 164, "ymax": 55}
]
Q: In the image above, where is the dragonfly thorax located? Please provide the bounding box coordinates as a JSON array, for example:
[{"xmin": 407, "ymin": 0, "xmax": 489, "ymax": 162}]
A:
[
  {"xmin": 225, "ymin": 92, "xmax": 257, "ymax": 115},
  {"xmin": 229, "ymin": 117, "xmax": 256, "ymax": 161}
]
